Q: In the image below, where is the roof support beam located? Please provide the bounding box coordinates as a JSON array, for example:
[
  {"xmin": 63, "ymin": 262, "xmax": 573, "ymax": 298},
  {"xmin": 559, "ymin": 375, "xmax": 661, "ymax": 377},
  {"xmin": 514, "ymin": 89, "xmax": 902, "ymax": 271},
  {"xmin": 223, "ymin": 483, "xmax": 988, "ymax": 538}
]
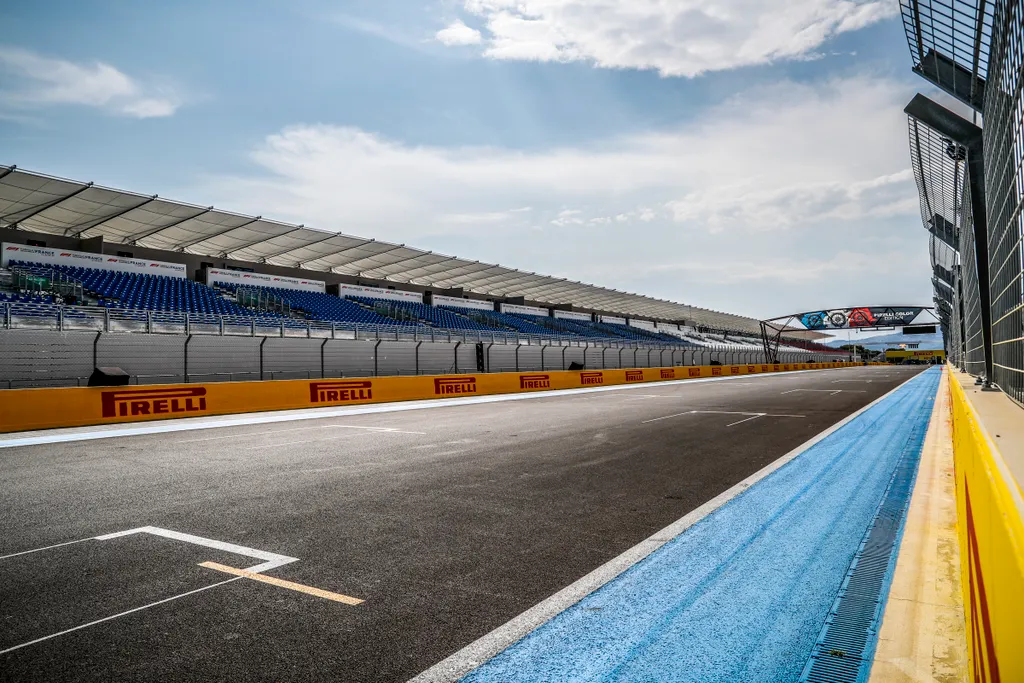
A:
[
  {"xmin": 66, "ymin": 194, "xmax": 158, "ymax": 237},
  {"xmin": 905, "ymin": 92, "xmax": 993, "ymax": 384},
  {"xmin": 0, "ymin": 165, "xmax": 16, "ymax": 183},
  {"xmin": 176, "ymin": 216, "xmax": 261, "ymax": 251},
  {"xmin": 221, "ymin": 226, "xmax": 305, "ymax": 260},
  {"xmin": 124, "ymin": 206, "xmax": 212, "ymax": 245},
  {"xmin": 1, "ymin": 182, "xmax": 94, "ymax": 226},
  {"xmin": 256, "ymin": 231, "xmax": 342, "ymax": 264}
]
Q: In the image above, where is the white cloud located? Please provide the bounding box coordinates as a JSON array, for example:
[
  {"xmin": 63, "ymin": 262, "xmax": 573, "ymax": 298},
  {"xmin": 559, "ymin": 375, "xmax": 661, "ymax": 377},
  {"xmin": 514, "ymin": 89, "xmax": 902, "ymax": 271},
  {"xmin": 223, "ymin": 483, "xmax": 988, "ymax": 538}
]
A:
[
  {"xmin": 448, "ymin": 0, "xmax": 898, "ymax": 77},
  {"xmin": 0, "ymin": 46, "xmax": 179, "ymax": 118},
  {"xmin": 436, "ymin": 20, "xmax": 483, "ymax": 46},
  {"xmin": 203, "ymin": 75, "xmax": 925, "ymax": 317}
]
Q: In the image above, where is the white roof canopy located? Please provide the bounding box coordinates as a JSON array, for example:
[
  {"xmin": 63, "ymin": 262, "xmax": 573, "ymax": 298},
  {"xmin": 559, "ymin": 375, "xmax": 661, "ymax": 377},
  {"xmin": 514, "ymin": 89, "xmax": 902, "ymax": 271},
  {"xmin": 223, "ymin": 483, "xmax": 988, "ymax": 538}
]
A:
[{"xmin": 0, "ymin": 165, "xmax": 760, "ymax": 332}]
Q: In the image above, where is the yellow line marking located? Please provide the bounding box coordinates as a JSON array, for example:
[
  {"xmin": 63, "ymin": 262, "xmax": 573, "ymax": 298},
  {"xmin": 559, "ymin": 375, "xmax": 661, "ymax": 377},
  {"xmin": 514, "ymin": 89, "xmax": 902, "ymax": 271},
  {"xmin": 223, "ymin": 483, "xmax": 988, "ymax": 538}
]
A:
[{"xmin": 199, "ymin": 561, "xmax": 364, "ymax": 605}]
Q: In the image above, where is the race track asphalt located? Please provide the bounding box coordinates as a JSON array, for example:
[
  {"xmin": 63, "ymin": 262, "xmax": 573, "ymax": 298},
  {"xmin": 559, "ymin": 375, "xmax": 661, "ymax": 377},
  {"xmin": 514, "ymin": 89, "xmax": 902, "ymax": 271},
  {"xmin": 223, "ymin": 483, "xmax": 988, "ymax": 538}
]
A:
[{"xmin": 0, "ymin": 365, "xmax": 926, "ymax": 682}]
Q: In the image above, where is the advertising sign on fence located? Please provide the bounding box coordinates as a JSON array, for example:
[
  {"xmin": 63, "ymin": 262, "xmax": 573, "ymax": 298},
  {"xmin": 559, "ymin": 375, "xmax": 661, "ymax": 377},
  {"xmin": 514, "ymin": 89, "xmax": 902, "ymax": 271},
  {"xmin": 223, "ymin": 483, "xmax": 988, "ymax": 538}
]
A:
[
  {"xmin": 600, "ymin": 315, "xmax": 627, "ymax": 325},
  {"xmin": 500, "ymin": 303, "xmax": 549, "ymax": 316},
  {"xmin": 2, "ymin": 243, "xmax": 187, "ymax": 278},
  {"xmin": 553, "ymin": 310, "xmax": 592, "ymax": 321},
  {"xmin": 432, "ymin": 295, "xmax": 494, "ymax": 311},
  {"xmin": 629, "ymin": 319, "xmax": 657, "ymax": 330},
  {"xmin": 206, "ymin": 268, "xmax": 325, "ymax": 293},
  {"xmin": 0, "ymin": 362, "xmax": 860, "ymax": 433},
  {"xmin": 338, "ymin": 283, "xmax": 423, "ymax": 303}
]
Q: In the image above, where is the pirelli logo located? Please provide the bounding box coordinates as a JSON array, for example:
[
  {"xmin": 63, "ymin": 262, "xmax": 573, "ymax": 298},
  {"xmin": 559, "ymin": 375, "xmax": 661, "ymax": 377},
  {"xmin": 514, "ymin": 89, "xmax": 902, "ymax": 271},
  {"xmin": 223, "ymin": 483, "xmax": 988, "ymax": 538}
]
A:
[
  {"xmin": 434, "ymin": 376, "xmax": 477, "ymax": 395},
  {"xmin": 784, "ymin": 364, "xmax": 791, "ymax": 371},
  {"xmin": 519, "ymin": 374, "xmax": 551, "ymax": 390},
  {"xmin": 712, "ymin": 367, "xmax": 723, "ymax": 376},
  {"xmin": 580, "ymin": 372, "xmax": 604, "ymax": 386},
  {"xmin": 747, "ymin": 365, "xmax": 756, "ymax": 373},
  {"xmin": 761, "ymin": 365, "xmax": 769, "ymax": 372},
  {"xmin": 688, "ymin": 367, "xmax": 701, "ymax": 377},
  {"xmin": 309, "ymin": 380, "xmax": 373, "ymax": 404},
  {"xmin": 660, "ymin": 368, "xmax": 675, "ymax": 379},
  {"xmin": 101, "ymin": 387, "xmax": 207, "ymax": 418},
  {"xmin": 730, "ymin": 366, "xmax": 740, "ymax": 375},
  {"xmin": 625, "ymin": 370, "xmax": 644, "ymax": 382}
]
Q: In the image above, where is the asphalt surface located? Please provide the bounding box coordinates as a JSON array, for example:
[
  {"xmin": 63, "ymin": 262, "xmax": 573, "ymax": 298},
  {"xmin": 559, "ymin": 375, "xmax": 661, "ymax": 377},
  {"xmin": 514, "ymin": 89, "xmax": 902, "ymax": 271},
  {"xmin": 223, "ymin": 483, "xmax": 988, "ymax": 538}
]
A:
[{"xmin": 0, "ymin": 365, "xmax": 925, "ymax": 682}]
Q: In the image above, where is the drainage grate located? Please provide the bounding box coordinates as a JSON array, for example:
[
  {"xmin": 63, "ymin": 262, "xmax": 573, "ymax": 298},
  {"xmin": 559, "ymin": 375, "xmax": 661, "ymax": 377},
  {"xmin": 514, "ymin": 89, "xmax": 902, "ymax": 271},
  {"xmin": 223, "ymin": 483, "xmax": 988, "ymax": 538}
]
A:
[{"xmin": 798, "ymin": 403, "xmax": 930, "ymax": 683}]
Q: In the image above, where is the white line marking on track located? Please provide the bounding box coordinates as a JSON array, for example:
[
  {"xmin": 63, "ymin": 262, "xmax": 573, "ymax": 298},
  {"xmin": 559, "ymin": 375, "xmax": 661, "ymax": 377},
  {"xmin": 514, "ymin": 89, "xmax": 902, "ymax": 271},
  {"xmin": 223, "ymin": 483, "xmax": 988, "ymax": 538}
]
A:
[
  {"xmin": 0, "ymin": 577, "xmax": 242, "ymax": 656},
  {"xmin": 725, "ymin": 414, "xmax": 764, "ymax": 427},
  {"xmin": 0, "ymin": 537, "xmax": 96, "ymax": 562},
  {"xmin": 95, "ymin": 527, "xmax": 297, "ymax": 573},
  {"xmin": 641, "ymin": 409, "xmax": 805, "ymax": 425},
  {"xmin": 0, "ymin": 368, "xmax": 861, "ymax": 449},
  {"xmin": 409, "ymin": 370, "xmax": 929, "ymax": 683}
]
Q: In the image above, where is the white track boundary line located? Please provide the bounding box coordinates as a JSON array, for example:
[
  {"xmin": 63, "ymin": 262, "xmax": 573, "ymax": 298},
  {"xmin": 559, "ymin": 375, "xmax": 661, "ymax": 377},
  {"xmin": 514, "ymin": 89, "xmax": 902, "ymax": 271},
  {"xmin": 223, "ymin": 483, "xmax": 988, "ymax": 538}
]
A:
[
  {"xmin": 95, "ymin": 526, "xmax": 297, "ymax": 573},
  {"xmin": 407, "ymin": 369, "xmax": 931, "ymax": 683},
  {"xmin": 0, "ymin": 577, "xmax": 242, "ymax": 656},
  {"xmin": 0, "ymin": 368, "xmax": 869, "ymax": 449}
]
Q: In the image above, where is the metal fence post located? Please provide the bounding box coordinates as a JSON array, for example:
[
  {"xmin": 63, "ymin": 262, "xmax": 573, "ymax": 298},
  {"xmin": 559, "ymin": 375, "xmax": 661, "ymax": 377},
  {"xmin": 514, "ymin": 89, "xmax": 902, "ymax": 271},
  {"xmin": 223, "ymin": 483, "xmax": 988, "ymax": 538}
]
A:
[
  {"xmin": 184, "ymin": 334, "xmax": 194, "ymax": 383},
  {"xmin": 453, "ymin": 341, "xmax": 461, "ymax": 373},
  {"xmin": 320, "ymin": 338, "xmax": 328, "ymax": 378},
  {"xmin": 374, "ymin": 339, "xmax": 382, "ymax": 377},
  {"xmin": 259, "ymin": 337, "xmax": 268, "ymax": 380},
  {"xmin": 415, "ymin": 341, "xmax": 422, "ymax": 375}
]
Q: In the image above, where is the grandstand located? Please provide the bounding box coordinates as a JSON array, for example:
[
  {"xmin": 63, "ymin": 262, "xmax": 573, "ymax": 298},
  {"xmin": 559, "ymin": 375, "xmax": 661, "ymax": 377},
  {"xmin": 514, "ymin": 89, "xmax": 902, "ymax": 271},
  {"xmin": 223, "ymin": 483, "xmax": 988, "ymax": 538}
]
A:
[{"xmin": 0, "ymin": 165, "xmax": 845, "ymax": 386}]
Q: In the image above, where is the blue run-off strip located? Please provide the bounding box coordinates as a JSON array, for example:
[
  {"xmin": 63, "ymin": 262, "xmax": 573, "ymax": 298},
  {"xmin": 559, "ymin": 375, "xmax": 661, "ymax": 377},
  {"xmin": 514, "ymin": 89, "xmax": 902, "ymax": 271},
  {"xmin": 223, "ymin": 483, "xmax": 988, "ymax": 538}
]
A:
[{"xmin": 463, "ymin": 368, "xmax": 941, "ymax": 683}]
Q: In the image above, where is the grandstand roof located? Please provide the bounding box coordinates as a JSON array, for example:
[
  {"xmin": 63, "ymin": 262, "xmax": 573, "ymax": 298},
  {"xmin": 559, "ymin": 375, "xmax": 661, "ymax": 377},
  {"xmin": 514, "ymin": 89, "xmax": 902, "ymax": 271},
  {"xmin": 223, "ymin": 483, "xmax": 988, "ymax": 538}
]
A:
[{"xmin": 0, "ymin": 165, "xmax": 759, "ymax": 332}]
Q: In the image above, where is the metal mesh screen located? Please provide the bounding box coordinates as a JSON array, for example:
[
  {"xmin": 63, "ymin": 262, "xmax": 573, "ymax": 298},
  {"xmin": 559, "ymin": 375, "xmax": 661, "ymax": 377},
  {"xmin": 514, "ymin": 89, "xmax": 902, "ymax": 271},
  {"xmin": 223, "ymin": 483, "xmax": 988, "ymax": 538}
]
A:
[{"xmin": 984, "ymin": 0, "xmax": 1024, "ymax": 403}]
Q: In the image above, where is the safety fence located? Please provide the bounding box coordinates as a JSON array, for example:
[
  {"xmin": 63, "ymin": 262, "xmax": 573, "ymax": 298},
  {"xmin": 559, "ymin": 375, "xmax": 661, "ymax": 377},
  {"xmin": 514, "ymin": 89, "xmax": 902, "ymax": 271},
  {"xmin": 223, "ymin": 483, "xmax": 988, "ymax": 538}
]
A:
[
  {"xmin": 0, "ymin": 361, "xmax": 861, "ymax": 433},
  {"xmin": 902, "ymin": 0, "xmax": 1024, "ymax": 405},
  {"xmin": 0, "ymin": 330, "xmax": 833, "ymax": 389},
  {"xmin": 949, "ymin": 372, "xmax": 1024, "ymax": 681}
]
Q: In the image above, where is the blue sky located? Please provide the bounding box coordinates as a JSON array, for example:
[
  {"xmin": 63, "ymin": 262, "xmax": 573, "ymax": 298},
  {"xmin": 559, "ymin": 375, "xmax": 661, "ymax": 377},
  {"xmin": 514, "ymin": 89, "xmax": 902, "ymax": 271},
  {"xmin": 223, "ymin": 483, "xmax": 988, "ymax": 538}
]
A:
[{"xmin": 0, "ymin": 0, "xmax": 938, "ymax": 319}]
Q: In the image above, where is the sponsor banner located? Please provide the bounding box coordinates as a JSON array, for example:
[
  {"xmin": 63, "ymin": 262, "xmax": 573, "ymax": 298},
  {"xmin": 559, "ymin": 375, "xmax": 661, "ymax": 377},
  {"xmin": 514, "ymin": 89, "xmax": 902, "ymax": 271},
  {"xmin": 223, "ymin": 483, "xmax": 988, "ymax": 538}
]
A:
[
  {"xmin": 309, "ymin": 380, "xmax": 373, "ymax": 404},
  {"xmin": 0, "ymin": 362, "xmax": 862, "ymax": 433},
  {"xmin": 600, "ymin": 315, "xmax": 627, "ymax": 325},
  {"xmin": 500, "ymin": 303, "xmax": 549, "ymax": 317},
  {"xmin": 101, "ymin": 387, "xmax": 207, "ymax": 418},
  {"xmin": 433, "ymin": 295, "xmax": 493, "ymax": 311},
  {"xmin": 629, "ymin": 319, "xmax": 656, "ymax": 330},
  {"xmin": 885, "ymin": 349, "xmax": 946, "ymax": 360},
  {"xmin": 519, "ymin": 374, "xmax": 551, "ymax": 390},
  {"xmin": 339, "ymin": 283, "xmax": 423, "ymax": 303},
  {"xmin": 798, "ymin": 306, "xmax": 927, "ymax": 330},
  {"xmin": 434, "ymin": 376, "xmax": 478, "ymax": 396},
  {"xmin": 207, "ymin": 268, "xmax": 325, "ymax": 293},
  {"xmin": 3, "ymin": 243, "xmax": 186, "ymax": 278},
  {"xmin": 553, "ymin": 310, "xmax": 592, "ymax": 322}
]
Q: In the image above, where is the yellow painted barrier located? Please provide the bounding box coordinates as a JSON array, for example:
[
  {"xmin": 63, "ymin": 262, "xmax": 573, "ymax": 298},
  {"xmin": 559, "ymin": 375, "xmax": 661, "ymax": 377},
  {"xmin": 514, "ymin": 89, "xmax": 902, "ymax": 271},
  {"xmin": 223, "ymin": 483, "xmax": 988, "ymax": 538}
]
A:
[
  {"xmin": 0, "ymin": 361, "xmax": 861, "ymax": 434},
  {"xmin": 949, "ymin": 373, "xmax": 1024, "ymax": 682}
]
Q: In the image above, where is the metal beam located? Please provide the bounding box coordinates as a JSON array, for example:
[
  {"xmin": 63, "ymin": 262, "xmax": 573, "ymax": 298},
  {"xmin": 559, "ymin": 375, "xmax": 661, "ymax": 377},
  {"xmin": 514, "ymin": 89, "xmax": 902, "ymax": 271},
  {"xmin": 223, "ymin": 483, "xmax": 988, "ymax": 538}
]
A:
[
  {"xmin": 0, "ymin": 165, "xmax": 16, "ymax": 183},
  {"xmin": 905, "ymin": 92, "xmax": 993, "ymax": 383},
  {"xmin": 223, "ymin": 227, "xmax": 305, "ymax": 260},
  {"xmin": 913, "ymin": 48, "xmax": 986, "ymax": 112},
  {"xmin": 178, "ymin": 216, "xmax": 262, "ymax": 252},
  {"xmin": 66, "ymin": 194, "xmax": 158, "ymax": 237},
  {"xmin": 1, "ymin": 182, "xmax": 94, "ymax": 225},
  {"xmin": 123, "ymin": 206, "xmax": 213, "ymax": 245}
]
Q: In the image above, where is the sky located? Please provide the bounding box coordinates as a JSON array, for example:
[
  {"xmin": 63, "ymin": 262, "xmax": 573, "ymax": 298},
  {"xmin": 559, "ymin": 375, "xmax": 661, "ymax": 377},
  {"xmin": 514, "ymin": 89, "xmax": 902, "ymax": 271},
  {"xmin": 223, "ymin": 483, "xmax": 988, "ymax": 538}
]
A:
[{"xmin": 0, "ymin": 0, "xmax": 941, "ymax": 320}]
